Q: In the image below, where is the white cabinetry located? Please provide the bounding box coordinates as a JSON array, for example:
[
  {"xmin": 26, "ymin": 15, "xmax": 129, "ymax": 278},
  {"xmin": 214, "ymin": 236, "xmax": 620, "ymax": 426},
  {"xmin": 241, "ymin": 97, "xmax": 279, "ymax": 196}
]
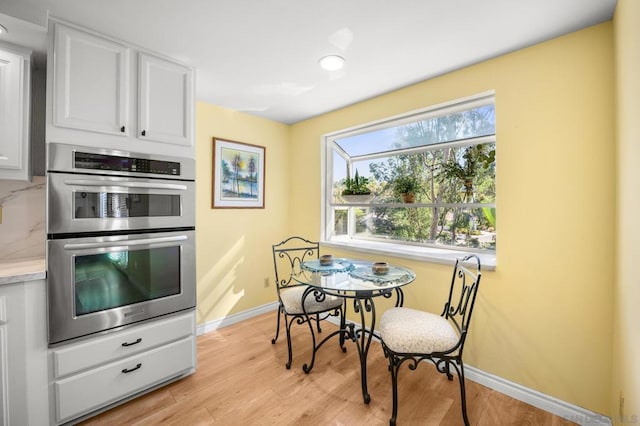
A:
[
  {"xmin": 53, "ymin": 24, "xmax": 129, "ymax": 136},
  {"xmin": 138, "ymin": 53, "xmax": 192, "ymax": 146},
  {"xmin": 47, "ymin": 20, "xmax": 194, "ymax": 158},
  {"xmin": 0, "ymin": 43, "xmax": 32, "ymax": 181},
  {"xmin": 0, "ymin": 280, "xmax": 48, "ymax": 425},
  {"xmin": 50, "ymin": 310, "xmax": 196, "ymax": 424}
]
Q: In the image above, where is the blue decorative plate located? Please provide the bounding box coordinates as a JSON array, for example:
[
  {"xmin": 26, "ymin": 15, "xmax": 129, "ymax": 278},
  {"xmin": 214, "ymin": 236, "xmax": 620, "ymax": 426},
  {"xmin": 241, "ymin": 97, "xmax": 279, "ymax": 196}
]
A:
[{"xmin": 301, "ymin": 259, "xmax": 355, "ymax": 273}]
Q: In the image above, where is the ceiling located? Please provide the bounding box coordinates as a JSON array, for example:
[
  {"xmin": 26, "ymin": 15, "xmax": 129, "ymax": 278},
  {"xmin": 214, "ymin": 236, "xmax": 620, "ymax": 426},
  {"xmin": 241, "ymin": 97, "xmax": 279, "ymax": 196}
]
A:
[{"xmin": 0, "ymin": 0, "xmax": 617, "ymax": 124}]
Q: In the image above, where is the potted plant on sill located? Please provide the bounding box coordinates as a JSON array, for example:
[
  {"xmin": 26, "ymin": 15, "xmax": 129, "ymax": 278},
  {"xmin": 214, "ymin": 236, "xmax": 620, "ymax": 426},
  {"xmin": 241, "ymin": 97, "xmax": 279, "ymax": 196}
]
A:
[
  {"xmin": 341, "ymin": 169, "xmax": 374, "ymax": 203},
  {"xmin": 440, "ymin": 144, "xmax": 495, "ymax": 201},
  {"xmin": 392, "ymin": 174, "xmax": 421, "ymax": 203}
]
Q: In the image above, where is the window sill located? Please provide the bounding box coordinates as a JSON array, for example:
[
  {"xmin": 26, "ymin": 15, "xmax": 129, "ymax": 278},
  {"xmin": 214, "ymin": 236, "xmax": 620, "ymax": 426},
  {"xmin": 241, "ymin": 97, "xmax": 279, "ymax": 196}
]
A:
[{"xmin": 321, "ymin": 238, "xmax": 496, "ymax": 271}]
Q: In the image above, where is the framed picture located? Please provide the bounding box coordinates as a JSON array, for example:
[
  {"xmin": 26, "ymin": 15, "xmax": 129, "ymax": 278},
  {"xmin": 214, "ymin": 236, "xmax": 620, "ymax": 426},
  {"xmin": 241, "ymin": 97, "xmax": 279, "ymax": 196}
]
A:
[{"xmin": 212, "ymin": 137, "xmax": 265, "ymax": 208}]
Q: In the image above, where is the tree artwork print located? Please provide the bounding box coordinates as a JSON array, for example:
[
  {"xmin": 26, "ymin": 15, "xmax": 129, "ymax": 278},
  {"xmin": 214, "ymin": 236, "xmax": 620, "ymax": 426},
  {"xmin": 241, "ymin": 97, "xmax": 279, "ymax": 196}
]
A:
[
  {"xmin": 223, "ymin": 148, "xmax": 259, "ymax": 199},
  {"xmin": 212, "ymin": 138, "xmax": 265, "ymax": 208}
]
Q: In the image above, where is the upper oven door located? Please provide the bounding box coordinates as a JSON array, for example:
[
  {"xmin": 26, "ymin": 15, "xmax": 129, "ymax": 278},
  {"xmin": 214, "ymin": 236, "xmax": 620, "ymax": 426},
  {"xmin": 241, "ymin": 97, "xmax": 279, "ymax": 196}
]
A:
[{"xmin": 47, "ymin": 173, "xmax": 195, "ymax": 235}]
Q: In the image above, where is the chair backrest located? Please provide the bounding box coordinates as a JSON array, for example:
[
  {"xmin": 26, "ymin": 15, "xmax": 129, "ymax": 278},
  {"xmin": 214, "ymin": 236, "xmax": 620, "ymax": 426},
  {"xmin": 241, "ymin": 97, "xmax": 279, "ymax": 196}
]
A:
[
  {"xmin": 441, "ymin": 254, "xmax": 482, "ymax": 353},
  {"xmin": 272, "ymin": 236, "xmax": 319, "ymax": 291}
]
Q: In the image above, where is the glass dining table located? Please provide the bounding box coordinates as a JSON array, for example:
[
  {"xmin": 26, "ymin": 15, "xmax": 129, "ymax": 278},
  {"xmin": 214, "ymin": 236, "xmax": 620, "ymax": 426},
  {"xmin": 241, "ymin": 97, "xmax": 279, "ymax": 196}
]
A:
[{"xmin": 293, "ymin": 258, "xmax": 416, "ymax": 404}]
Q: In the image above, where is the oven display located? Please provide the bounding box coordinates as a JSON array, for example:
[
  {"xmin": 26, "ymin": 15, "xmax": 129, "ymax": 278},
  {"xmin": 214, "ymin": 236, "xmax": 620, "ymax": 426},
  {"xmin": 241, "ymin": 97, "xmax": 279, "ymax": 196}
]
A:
[{"xmin": 74, "ymin": 151, "xmax": 181, "ymax": 176}]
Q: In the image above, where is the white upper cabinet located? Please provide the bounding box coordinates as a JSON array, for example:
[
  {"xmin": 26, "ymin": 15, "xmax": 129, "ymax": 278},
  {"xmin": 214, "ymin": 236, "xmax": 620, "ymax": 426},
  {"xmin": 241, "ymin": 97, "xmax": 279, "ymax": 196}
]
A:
[
  {"xmin": 138, "ymin": 53, "xmax": 192, "ymax": 146},
  {"xmin": 47, "ymin": 20, "xmax": 195, "ymax": 157},
  {"xmin": 0, "ymin": 44, "xmax": 31, "ymax": 181},
  {"xmin": 53, "ymin": 24, "xmax": 129, "ymax": 136}
]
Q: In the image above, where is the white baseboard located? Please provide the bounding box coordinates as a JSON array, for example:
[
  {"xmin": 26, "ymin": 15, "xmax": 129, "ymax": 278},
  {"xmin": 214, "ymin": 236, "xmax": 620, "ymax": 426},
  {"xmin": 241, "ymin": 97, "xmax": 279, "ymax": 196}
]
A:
[
  {"xmin": 196, "ymin": 301, "xmax": 279, "ymax": 335},
  {"xmin": 464, "ymin": 366, "xmax": 611, "ymax": 426},
  {"xmin": 197, "ymin": 306, "xmax": 610, "ymax": 426}
]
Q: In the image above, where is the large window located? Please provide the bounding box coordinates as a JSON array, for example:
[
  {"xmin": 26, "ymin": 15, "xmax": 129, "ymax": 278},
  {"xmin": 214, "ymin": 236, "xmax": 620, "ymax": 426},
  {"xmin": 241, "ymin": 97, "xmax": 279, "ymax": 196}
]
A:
[{"xmin": 322, "ymin": 92, "xmax": 496, "ymax": 263}]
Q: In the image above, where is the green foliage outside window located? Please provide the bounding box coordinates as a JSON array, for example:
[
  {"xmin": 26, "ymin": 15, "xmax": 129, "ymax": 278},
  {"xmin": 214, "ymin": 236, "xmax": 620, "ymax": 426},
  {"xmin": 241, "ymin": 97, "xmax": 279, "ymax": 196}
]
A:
[{"xmin": 330, "ymin": 98, "xmax": 496, "ymax": 252}]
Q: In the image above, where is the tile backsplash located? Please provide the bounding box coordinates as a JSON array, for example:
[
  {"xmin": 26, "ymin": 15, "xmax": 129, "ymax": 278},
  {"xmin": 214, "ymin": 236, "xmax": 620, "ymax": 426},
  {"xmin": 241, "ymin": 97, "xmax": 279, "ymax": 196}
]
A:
[{"xmin": 0, "ymin": 177, "xmax": 46, "ymax": 262}]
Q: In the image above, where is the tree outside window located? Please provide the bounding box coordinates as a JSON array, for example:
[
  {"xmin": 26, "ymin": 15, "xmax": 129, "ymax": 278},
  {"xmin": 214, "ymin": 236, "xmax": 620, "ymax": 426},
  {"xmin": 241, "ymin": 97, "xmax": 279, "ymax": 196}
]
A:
[{"xmin": 324, "ymin": 93, "xmax": 496, "ymax": 254}]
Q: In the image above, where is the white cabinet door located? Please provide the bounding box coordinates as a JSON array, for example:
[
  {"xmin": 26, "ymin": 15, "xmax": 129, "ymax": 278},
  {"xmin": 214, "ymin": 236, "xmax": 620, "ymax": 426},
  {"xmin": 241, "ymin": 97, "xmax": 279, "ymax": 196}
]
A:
[
  {"xmin": 0, "ymin": 293, "xmax": 8, "ymax": 425},
  {"xmin": 0, "ymin": 281, "xmax": 48, "ymax": 425},
  {"xmin": 55, "ymin": 336, "xmax": 195, "ymax": 423},
  {"xmin": 0, "ymin": 46, "xmax": 31, "ymax": 180},
  {"xmin": 53, "ymin": 24, "xmax": 130, "ymax": 136},
  {"xmin": 138, "ymin": 53, "xmax": 193, "ymax": 146},
  {"xmin": 50, "ymin": 310, "xmax": 196, "ymax": 424},
  {"xmin": 52, "ymin": 311, "xmax": 195, "ymax": 378}
]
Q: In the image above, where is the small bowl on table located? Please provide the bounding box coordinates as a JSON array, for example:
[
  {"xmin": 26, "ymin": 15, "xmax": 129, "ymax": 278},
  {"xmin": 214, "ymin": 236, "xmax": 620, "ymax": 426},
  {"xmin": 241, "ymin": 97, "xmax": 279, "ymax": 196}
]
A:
[
  {"xmin": 319, "ymin": 254, "xmax": 334, "ymax": 266},
  {"xmin": 371, "ymin": 262, "xmax": 390, "ymax": 275}
]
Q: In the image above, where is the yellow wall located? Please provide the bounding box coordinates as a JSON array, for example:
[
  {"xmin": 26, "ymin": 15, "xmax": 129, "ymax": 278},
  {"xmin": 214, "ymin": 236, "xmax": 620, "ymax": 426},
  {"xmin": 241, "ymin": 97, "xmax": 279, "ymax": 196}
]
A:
[
  {"xmin": 290, "ymin": 23, "xmax": 615, "ymax": 414},
  {"xmin": 195, "ymin": 103, "xmax": 290, "ymax": 323},
  {"xmin": 195, "ymin": 24, "xmax": 616, "ymax": 414},
  {"xmin": 613, "ymin": 0, "xmax": 640, "ymax": 423}
]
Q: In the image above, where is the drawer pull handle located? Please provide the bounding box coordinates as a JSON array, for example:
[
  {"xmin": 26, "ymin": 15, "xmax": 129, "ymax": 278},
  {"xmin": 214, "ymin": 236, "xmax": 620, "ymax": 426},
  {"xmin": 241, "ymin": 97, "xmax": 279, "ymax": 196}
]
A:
[
  {"xmin": 122, "ymin": 338, "xmax": 142, "ymax": 347},
  {"xmin": 122, "ymin": 363, "xmax": 142, "ymax": 374}
]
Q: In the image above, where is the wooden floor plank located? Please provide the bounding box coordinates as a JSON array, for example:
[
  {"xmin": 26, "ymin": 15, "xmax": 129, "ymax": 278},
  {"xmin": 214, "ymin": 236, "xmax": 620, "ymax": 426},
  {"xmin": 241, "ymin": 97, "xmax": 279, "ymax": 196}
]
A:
[{"xmin": 80, "ymin": 312, "xmax": 576, "ymax": 426}]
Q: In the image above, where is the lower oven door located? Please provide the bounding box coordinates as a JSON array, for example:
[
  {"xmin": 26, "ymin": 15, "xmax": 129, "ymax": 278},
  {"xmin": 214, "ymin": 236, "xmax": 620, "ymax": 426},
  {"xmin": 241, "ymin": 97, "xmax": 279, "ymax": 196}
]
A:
[{"xmin": 47, "ymin": 230, "xmax": 195, "ymax": 345}]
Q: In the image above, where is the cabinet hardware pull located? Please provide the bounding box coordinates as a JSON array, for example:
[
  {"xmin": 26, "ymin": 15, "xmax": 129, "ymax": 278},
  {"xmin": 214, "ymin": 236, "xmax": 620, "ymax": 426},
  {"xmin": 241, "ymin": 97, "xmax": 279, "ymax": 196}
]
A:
[
  {"xmin": 141, "ymin": 130, "xmax": 146, "ymax": 136},
  {"xmin": 122, "ymin": 337, "xmax": 142, "ymax": 347},
  {"xmin": 120, "ymin": 126, "xmax": 125, "ymax": 133},
  {"xmin": 121, "ymin": 363, "xmax": 142, "ymax": 374}
]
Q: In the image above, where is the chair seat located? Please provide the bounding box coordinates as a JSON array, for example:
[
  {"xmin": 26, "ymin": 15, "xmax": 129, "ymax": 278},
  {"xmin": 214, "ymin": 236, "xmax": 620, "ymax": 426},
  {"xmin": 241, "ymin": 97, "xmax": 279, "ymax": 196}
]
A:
[
  {"xmin": 379, "ymin": 307, "xmax": 459, "ymax": 354},
  {"xmin": 280, "ymin": 285, "xmax": 343, "ymax": 315}
]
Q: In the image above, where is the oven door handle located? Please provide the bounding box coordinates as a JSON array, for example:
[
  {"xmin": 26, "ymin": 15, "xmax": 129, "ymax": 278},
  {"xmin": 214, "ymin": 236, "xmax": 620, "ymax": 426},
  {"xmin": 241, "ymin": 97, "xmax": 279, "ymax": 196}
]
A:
[
  {"xmin": 63, "ymin": 179, "xmax": 188, "ymax": 191},
  {"xmin": 63, "ymin": 235, "xmax": 188, "ymax": 250}
]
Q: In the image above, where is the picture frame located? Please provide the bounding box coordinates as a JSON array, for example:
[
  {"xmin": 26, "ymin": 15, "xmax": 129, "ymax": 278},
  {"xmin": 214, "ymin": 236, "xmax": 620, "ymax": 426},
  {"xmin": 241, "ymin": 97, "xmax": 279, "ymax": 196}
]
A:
[{"xmin": 212, "ymin": 137, "xmax": 265, "ymax": 208}]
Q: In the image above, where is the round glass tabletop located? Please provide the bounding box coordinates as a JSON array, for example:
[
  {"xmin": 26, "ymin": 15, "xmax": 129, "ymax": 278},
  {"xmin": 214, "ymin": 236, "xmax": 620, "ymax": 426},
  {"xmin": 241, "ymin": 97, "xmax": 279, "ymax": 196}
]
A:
[{"xmin": 296, "ymin": 259, "xmax": 416, "ymax": 293}]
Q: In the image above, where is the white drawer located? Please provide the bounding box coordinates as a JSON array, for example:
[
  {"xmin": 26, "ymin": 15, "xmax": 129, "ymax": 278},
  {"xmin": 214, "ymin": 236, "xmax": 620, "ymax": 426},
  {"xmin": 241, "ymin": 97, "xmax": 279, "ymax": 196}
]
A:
[
  {"xmin": 55, "ymin": 335, "xmax": 195, "ymax": 423},
  {"xmin": 52, "ymin": 310, "xmax": 195, "ymax": 378}
]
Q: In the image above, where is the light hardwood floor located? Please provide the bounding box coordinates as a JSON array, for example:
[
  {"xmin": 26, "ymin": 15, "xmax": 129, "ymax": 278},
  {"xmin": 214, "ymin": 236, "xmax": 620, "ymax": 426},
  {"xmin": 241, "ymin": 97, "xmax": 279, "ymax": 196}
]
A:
[{"xmin": 80, "ymin": 312, "xmax": 576, "ymax": 425}]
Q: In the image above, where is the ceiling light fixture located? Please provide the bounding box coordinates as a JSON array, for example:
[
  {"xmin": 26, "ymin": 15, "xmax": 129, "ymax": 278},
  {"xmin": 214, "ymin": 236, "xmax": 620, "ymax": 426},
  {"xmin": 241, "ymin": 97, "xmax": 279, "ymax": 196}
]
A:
[
  {"xmin": 319, "ymin": 55, "xmax": 345, "ymax": 71},
  {"xmin": 0, "ymin": 24, "xmax": 7, "ymax": 35}
]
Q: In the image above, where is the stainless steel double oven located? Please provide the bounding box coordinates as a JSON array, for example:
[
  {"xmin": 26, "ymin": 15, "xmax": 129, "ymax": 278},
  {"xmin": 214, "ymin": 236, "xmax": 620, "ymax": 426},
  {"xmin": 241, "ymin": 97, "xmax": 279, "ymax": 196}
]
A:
[{"xmin": 46, "ymin": 143, "xmax": 196, "ymax": 345}]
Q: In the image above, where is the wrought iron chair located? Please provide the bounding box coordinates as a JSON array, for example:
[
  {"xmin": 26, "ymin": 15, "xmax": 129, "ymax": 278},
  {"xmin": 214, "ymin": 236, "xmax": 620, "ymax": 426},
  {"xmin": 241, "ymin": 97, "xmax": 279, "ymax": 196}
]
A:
[
  {"xmin": 271, "ymin": 236, "xmax": 345, "ymax": 369},
  {"xmin": 379, "ymin": 255, "xmax": 482, "ymax": 426}
]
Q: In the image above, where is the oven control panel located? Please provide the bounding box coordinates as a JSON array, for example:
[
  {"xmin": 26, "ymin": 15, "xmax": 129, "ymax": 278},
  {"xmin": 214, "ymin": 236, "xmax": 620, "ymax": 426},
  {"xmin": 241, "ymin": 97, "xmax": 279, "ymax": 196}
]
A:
[{"xmin": 74, "ymin": 151, "xmax": 181, "ymax": 176}]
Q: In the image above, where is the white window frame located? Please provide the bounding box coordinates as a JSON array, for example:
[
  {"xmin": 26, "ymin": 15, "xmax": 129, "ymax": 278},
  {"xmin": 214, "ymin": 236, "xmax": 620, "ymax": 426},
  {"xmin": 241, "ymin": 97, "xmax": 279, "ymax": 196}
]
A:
[{"xmin": 320, "ymin": 91, "xmax": 497, "ymax": 269}]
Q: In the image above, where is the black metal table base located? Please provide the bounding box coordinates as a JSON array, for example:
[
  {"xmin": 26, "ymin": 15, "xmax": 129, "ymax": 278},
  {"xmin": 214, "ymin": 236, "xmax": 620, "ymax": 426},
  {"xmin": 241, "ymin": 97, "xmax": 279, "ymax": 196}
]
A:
[{"xmin": 302, "ymin": 288, "xmax": 403, "ymax": 404}]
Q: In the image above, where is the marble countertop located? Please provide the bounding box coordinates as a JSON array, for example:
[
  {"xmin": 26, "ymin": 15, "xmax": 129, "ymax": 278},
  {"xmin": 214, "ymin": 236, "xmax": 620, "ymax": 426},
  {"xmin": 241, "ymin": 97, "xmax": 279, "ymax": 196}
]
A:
[{"xmin": 0, "ymin": 258, "xmax": 46, "ymax": 285}]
